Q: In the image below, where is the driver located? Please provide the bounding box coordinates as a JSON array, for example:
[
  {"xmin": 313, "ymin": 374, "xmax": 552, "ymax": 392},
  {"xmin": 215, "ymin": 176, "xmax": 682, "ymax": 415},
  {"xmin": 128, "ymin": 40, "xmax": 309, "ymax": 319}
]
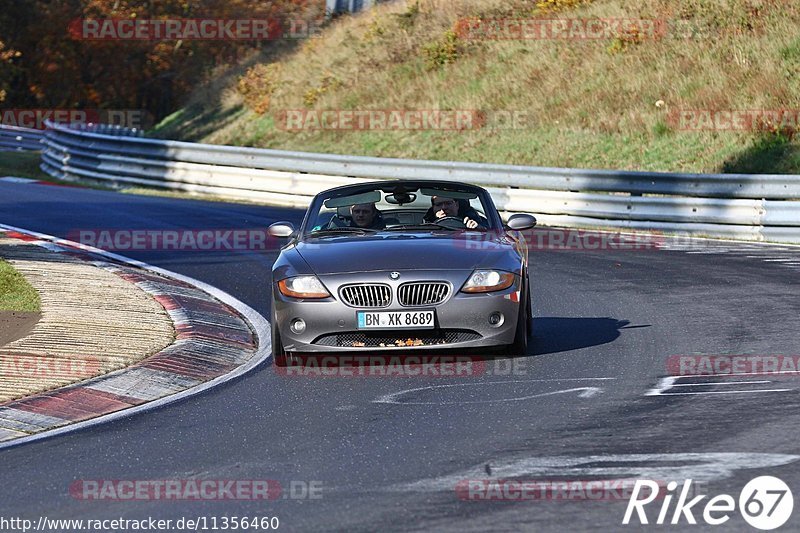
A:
[
  {"xmin": 425, "ymin": 196, "xmax": 488, "ymax": 229},
  {"xmin": 349, "ymin": 202, "xmax": 386, "ymax": 230}
]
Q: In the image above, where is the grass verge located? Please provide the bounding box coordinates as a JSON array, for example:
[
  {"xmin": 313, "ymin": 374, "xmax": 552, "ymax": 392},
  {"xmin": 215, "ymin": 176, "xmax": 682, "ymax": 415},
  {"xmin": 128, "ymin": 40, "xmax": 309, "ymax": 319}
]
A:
[
  {"xmin": 152, "ymin": 0, "xmax": 800, "ymax": 174},
  {"xmin": 0, "ymin": 151, "xmax": 50, "ymax": 181},
  {"xmin": 0, "ymin": 256, "xmax": 41, "ymax": 312},
  {"xmin": 0, "ymin": 151, "xmax": 285, "ymax": 206}
]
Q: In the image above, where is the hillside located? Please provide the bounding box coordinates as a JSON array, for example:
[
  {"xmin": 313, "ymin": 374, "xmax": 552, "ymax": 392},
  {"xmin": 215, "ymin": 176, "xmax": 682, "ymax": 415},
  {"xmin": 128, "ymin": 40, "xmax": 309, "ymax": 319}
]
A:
[{"xmin": 152, "ymin": 0, "xmax": 800, "ymax": 174}]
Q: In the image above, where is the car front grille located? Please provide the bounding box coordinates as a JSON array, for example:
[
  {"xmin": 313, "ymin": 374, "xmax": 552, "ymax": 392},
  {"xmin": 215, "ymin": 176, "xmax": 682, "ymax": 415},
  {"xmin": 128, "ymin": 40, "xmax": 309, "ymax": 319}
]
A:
[
  {"xmin": 398, "ymin": 282, "xmax": 450, "ymax": 307},
  {"xmin": 339, "ymin": 284, "xmax": 392, "ymax": 308},
  {"xmin": 314, "ymin": 329, "xmax": 482, "ymax": 348}
]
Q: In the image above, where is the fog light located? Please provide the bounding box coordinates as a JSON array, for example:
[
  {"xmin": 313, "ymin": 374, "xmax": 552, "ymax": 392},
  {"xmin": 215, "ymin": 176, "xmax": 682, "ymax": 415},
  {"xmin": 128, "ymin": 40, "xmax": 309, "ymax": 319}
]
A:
[
  {"xmin": 488, "ymin": 312, "xmax": 504, "ymax": 327},
  {"xmin": 290, "ymin": 319, "xmax": 306, "ymax": 334}
]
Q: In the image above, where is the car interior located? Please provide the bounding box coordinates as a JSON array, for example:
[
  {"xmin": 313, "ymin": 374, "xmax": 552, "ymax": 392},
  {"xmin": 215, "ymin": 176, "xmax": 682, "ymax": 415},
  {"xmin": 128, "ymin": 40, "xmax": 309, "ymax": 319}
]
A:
[{"xmin": 311, "ymin": 188, "xmax": 488, "ymax": 231}]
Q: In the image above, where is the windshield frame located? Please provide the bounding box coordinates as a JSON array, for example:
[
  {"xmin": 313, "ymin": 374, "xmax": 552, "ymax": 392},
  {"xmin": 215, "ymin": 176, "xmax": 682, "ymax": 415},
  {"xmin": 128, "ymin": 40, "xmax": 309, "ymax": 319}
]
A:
[{"xmin": 299, "ymin": 180, "xmax": 502, "ymax": 238}]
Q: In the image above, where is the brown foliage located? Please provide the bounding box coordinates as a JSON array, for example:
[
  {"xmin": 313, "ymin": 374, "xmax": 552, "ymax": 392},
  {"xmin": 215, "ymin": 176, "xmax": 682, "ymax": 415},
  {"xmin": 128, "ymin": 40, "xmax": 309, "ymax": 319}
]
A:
[{"xmin": 0, "ymin": 0, "xmax": 321, "ymax": 119}]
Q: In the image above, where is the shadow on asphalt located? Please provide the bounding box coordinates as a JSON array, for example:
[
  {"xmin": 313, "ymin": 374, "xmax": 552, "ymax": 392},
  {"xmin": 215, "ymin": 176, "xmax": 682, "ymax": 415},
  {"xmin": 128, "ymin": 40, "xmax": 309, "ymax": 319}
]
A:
[
  {"xmin": 531, "ymin": 317, "xmax": 637, "ymax": 356},
  {"xmin": 270, "ymin": 317, "xmax": 637, "ymax": 371}
]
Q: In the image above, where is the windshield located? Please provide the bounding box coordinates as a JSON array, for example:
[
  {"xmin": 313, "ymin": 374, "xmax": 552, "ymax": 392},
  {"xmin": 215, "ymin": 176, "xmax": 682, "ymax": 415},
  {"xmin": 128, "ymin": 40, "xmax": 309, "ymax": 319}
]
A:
[{"xmin": 304, "ymin": 184, "xmax": 497, "ymax": 236}]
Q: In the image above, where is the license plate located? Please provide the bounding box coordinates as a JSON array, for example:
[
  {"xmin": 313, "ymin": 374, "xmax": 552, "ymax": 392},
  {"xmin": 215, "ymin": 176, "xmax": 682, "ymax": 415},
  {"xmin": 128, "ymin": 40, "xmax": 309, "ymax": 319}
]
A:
[{"xmin": 357, "ymin": 310, "xmax": 435, "ymax": 329}]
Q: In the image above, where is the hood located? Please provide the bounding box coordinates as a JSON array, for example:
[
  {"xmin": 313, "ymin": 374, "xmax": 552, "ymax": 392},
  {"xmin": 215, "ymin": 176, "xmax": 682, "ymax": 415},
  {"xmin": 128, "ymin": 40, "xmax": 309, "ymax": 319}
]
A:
[{"xmin": 295, "ymin": 232, "xmax": 519, "ymax": 274}]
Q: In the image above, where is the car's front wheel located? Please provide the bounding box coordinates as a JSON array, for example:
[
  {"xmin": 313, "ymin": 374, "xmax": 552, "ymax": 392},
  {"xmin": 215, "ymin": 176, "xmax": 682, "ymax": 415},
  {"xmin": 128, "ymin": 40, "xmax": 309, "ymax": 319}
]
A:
[
  {"xmin": 503, "ymin": 277, "xmax": 531, "ymax": 356},
  {"xmin": 272, "ymin": 308, "xmax": 300, "ymax": 367}
]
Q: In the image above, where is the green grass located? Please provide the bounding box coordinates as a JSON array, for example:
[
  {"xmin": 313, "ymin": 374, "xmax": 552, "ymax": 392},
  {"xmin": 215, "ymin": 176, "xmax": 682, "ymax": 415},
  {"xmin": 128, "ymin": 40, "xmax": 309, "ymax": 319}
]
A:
[
  {"xmin": 0, "ymin": 257, "xmax": 40, "ymax": 312},
  {"xmin": 0, "ymin": 151, "xmax": 49, "ymax": 181},
  {"xmin": 0, "ymin": 151, "xmax": 290, "ymax": 206},
  {"xmin": 150, "ymin": 0, "xmax": 800, "ymax": 174},
  {"xmin": 0, "ymin": 151, "xmax": 124, "ymax": 190}
]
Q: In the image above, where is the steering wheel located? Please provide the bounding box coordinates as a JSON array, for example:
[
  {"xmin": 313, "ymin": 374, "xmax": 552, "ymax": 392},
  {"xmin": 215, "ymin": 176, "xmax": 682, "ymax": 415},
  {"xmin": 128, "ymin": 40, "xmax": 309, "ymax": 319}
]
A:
[
  {"xmin": 327, "ymin": 214, "xmax": 351, "ymax": 229},
  {"xmin": 428, "ymin": 216, "xmax": 467, "ymax": 229}
]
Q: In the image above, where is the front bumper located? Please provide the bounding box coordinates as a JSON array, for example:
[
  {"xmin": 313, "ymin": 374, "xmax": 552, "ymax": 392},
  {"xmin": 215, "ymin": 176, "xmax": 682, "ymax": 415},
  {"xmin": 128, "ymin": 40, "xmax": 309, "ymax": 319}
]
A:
[{"xmin": 273, "ymin": 270, "xmax": 524, "ymax": 353}]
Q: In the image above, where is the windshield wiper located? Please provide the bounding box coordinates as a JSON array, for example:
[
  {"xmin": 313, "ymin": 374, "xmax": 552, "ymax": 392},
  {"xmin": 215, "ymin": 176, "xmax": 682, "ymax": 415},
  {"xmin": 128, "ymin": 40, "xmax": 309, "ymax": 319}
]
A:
[
  {"xmin": 383, "ymin": 223, "xmax": 458, "ymax": 231},
  {"xmin": 384, "ymin": 223, "xmax": 489, "ymax": 231},
  {"xmin": 308, "ymin": 227, "xmax": 378, "ymax": 236}
]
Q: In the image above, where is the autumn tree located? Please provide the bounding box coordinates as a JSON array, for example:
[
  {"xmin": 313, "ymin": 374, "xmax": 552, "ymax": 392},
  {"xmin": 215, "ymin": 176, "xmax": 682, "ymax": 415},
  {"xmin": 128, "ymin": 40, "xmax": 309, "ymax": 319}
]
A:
[{"xmin": 0, "ymin": 0, "xmax": 321, "ymax": 120}]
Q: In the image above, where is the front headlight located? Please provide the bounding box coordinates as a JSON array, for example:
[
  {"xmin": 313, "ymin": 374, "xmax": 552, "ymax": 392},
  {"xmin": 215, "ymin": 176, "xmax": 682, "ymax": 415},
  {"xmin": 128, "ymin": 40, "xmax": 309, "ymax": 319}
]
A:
[
  {"xmin": 461, "ymin": 270, "xmax": 515, "ymax": 293},
  {"xmin": 278, "ymin": 275, "xmax": 331, "ymax": 299}
]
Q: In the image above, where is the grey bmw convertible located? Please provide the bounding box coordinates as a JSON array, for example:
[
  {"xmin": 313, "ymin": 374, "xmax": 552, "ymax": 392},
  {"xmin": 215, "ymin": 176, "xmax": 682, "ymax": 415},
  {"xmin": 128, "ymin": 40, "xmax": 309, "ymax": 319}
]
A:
[{"xmin": 267, "ymin": 180, "xmax": 537, "ymax": 365}]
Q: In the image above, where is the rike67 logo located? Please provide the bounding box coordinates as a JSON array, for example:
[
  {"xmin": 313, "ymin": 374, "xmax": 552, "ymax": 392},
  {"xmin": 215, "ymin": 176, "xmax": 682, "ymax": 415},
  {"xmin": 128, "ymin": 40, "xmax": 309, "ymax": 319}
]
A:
[{"xmin": 623, "ymin": 476, "xmax": 793, "ymax": 530}]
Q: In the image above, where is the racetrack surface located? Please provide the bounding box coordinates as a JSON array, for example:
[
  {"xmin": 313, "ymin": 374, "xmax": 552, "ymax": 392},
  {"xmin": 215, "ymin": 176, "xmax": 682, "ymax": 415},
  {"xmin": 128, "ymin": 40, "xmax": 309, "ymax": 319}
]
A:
[{"xmin": 3, "ymin": 181, "xmax": 800, "ymax": 531}]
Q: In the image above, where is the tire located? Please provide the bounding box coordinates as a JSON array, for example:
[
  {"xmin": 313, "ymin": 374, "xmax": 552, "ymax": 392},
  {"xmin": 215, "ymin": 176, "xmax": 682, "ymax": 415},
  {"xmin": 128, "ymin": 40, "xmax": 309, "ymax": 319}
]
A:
[
  {"xmin": 525, "ymin": 276, "xmax": 533, "ymax": 339},
  {"xmin": 272, "ymin": 321, "xmax": 288, "ymax": 367},
  {"xmin": 272, "ymin": 309, "xmax": 299, "ymax": 367},
  {"xmin": 503, "ymin": 278, "xmax": 530, "ymax": 356}
]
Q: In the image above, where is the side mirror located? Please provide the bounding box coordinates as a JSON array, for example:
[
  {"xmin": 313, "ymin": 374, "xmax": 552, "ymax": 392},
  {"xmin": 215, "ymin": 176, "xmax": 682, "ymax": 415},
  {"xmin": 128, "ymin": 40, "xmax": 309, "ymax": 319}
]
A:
[
  {"xmin": 268, "ymin": 221, "xmax": 296, "ymax": 238},
  {"xmin": 506, "ymin": 214, "xmax": 537, "ymax": 231}
]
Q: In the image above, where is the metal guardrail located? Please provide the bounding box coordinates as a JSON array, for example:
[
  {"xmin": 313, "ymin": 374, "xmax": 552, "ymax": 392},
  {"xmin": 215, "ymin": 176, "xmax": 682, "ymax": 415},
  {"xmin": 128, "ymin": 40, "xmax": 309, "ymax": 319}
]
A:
[
  {"xmin": 327, "ymin": 0, "xmax": 385, "ymax": 15},
  {"xmin": 65, "ymin": 123, "xmax": 146, "ymax": 137},
  {"xmin": 0, "ymin": 125, "xmax": 44, "ymax": 151},
  {"xmin": 15, "ymin": 121, "xmax": 800, "ymax": 243},
  {"xmin": 0, "ymin": 123, "xmax": 142, "ymax": 151}
]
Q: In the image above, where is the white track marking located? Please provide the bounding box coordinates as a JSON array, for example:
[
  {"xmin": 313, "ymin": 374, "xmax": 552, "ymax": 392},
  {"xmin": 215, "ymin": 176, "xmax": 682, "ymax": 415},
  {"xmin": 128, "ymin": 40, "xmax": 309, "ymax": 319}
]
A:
[
  {"xmin": 0, "ymin": 223, "xmax": 271, "ymax": 451},
  {"xmin": 374, "ymin": 378, "xmax": 613, "ymax": 405},
  {"xmin": 395, "ymin": 453, "xmax": 800, "ymax": 492},
  {"xmin": 656, "ymin": 232, "xmax": 800, "ymax": 271},
  {"xmin": 0, "ymin": 177, "xmax": 37, "ymax": 183},
  {"xmin": 670, "ymin": 381, "xmax": 772, "ymax": 387},
  {"xmin": 646, "ymin": 375, "xmax": 795, "ymax": 397},
  {"xmin": 676, "ymin": 371, "xmax": 800, "ymax": 378},
  {"xmin": 653, "ymin": 389, "xmax": 792, "ymax": 396},
  {"xmin": 645, "ymin": 376, "xmax": 676, "ymax": 396}
]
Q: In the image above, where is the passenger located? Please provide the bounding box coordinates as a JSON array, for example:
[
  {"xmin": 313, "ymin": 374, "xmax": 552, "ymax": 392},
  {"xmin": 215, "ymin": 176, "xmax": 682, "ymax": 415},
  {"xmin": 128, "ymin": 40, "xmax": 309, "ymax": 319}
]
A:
[
  {"xmin": 424, "ymin": 196, "xmax": 488, "ymax": 229},
  {"xmin": 349, "ymin": 202, "xmax": 386, "ymax": 230}
]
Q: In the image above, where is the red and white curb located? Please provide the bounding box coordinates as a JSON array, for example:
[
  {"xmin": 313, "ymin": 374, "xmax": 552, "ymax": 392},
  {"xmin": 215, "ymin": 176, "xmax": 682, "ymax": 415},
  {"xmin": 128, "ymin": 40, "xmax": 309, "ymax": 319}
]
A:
[
  {"xmin": 0, "ymin": 223, "xmax": 271, "ymax": 449},
  {"xmin": 0, "ymin": 176, "xmax": 85, "ymax": 188}
]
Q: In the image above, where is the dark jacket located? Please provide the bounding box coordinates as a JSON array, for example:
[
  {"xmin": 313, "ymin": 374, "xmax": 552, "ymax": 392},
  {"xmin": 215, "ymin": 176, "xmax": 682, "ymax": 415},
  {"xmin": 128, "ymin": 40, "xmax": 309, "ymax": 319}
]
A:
[
  {"xmin": 353, "ymin": 212, "xmax": 386, "ymax": 230},
  {"xmin": 327, "ymin": 210, "xmax": 386, "ymax": 230},
  {"xmin": 423, "ymin": 199, "xmax": 489, "ymax": 228}
]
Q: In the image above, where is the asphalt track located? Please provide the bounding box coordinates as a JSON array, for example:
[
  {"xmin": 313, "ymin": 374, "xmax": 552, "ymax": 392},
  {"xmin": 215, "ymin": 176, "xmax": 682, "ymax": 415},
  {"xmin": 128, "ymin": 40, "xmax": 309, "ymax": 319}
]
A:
[{"xmin": 3, "ymin": 181, "xmax": 800, "ymax": 531}]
